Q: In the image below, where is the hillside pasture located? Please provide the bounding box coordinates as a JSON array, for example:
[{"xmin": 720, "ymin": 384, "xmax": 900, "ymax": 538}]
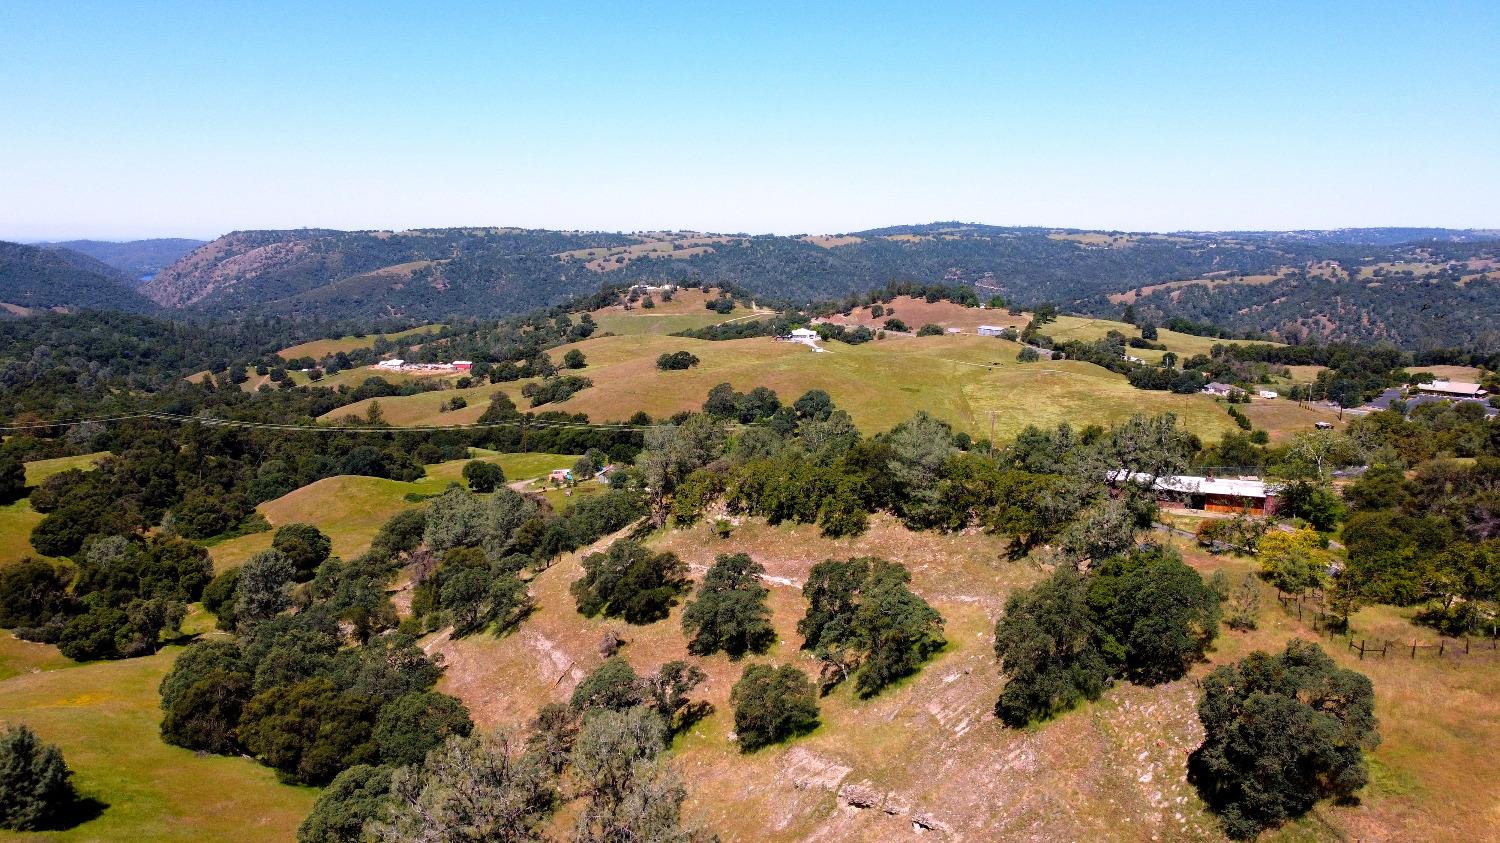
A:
[
  {"xmin": 323, "ymin": 332, "xmax": 1237, "ymax": 442},
  {"xmin": 0, "ymin": 646, "xmax": 316, "ymax": 843},
  {"xmin": 1177, "ymin": 546, "xmax": 1500, "ymax": 842},
  {"xmin": 208, "ymin": 450, "xmax": 578, "ymax": 570},
  {"xmin": 276, "ymin": 323, "xmax": 445, "ymax": 360},
  {"xmin": 0, "ymin": 453, "xmax": 110, "ymax": 565},
  {"xmin": 1107, "ymin": 272, "xmax": 1283, "ymax": 305},
  {"xmin": 1240, "ymin": 399, "xmax": 1348, "ymax": 442},
  {"xmin": 1044, "ymin": 314, "xmax": 1232, "ymax": 362},
  {"xmin": 428, "ymin": 514, "xmax": 1500, "ymax": 842},
  {"xmin": 822, "ymin": 295, "xmax": 1026, "ymax": 333},
  {"xmin": 588, "ymin": 287, "xmax": 771, "ymax": 336},
  {"xmin": 1410, "ymin": 364, "xmax": 1484, "ymax": 382}
]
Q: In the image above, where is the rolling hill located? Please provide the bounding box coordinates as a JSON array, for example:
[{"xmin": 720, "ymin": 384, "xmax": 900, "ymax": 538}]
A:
[{"xmin": 0, "ymin": 241, "xmax": 159, "ymax": 315}]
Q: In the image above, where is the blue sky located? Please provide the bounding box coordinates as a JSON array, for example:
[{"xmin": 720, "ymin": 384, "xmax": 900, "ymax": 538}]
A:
[{"xmin": 2, "ymin": 1, "xmax": 1497, "ymax": 240}]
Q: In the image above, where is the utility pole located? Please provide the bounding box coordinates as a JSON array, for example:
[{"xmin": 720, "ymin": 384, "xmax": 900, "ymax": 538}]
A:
[{"xmin": 989, "ymin": 411, "xmax": 996, "ymax": 446}]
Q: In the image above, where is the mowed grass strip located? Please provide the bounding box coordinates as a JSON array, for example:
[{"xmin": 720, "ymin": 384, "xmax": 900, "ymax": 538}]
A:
[
  {"xmin": 0, "ymin": 647, "xmax": 316, "ymax": 843},
  {"xmin": 208, "ymin": 451, "xmax": 578, "ymax": 571},
  {"xmin": 277, "ymin": 323, "xmax": 446, "ymax": 360}
]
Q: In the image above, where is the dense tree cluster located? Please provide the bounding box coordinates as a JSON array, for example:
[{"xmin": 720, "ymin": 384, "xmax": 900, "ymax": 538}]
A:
[
  {"xmin": 993, "ymin": 546, "xmax": 1220, "ymax": 726},
  {"xmin": 0, "ymin": 533, "xmax": 212, "ymax": 660}
]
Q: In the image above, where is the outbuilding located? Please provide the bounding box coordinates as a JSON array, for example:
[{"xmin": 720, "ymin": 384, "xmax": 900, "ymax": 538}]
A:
[{"xmin": 1417, "ymin": 379, "xmax": 1487, "ymax": 398}]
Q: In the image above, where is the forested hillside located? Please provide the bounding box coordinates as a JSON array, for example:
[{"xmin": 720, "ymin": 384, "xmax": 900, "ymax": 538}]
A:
[
  {"xmin": 0, "ymin": 241, "xmax": 158, "ymax": 315},
  {"xmin": 43, "ymin": 238, "xmax": 205, "ymax": 280}
]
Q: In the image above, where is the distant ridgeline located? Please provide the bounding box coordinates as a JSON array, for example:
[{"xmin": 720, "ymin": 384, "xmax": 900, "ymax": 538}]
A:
[{"xmin": 3, "ymin": 225, "xmax": 1498, "ymax": 349}]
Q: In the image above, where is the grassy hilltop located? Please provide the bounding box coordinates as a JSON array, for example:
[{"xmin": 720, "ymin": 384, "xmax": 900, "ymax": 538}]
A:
[{"xmin": 326, "ymin": 297, "xmax": 1241, "ymax": 443}]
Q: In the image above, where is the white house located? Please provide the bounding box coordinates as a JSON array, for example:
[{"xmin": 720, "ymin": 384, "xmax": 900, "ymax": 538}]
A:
[
  {"xmin": 1202, "ymin": 382, "xmax": 1235, "ymax": 397},
  {"xmin": 977, "ymin": 325, "xmax": 1006, "ymax": 337},
  {"xmin": 375, "ymin": 358, "xmax": 405, "ymax": 370},
  {"xmin": 1256, "ymin": 389, "xmax": 1278, "ymax": 399},
  {"xmin": 789, "ymin": 328, "xmax": 818, "ymax": 340}
]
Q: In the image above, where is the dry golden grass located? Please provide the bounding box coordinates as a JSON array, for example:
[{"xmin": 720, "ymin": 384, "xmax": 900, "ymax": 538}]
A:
[
  {"xmin": 1410, "ymin": 364, "xmax": 1484, "ymax": 382},
  {"xmin": 1108, "ymin": 273, "xmax": 1282, "ymax": 305},
  {"xmin": 1176, "ymin": 544, "xmax": 1500, "ymax": 843},
  {"xmin": 588, "ymin": 287, "xmax": 772, "ymax": 336},
  {"xmin": 800, "ymin": 235, "xmax": 864, "ymax": 248},
  {"xmin": 823, "ymin": 296, "xmax": 1027, "ymax": 334},
  {"xmin": 1240, "ymin": 400, "xmax": 1348, "ymax": 442}
]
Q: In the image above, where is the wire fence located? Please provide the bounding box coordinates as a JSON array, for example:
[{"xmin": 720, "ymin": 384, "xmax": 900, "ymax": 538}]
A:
[{"xmin": 1277, "ymin": 589, "xmax": 1500, "ymax": 661}]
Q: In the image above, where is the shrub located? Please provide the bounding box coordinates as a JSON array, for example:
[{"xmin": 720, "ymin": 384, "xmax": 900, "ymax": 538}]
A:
[
  {"xmin": 160, "ymin": 668, "xmax": 253, "ymax": 754},
  {"xmin": 1087, "ymin": 547, "xmax": 1220, "ymax": 685},
  {"xmin": 297, "ymin": 765, "xmax": 392, "ymax": 843},
  {"xmin": 374, "ymin": 691, "xmax": 474, "ymax": 767},
  {"xmin": 798, "ymin": 558, "xmax": 945, "ymax": 697},
  {"xmin": 731, "ymin": 664, "xmax": 820, "ymax": 751},
  {"xmin": 272, "ymin": 523, "xmax": 332, "ymax": 580},
  {"xmin": 655, "ymin": 351, "xmax": 700, "ymax": 371},
  {"xmin": 563, "ymin": 349, "xmax": 588, "ymax": 369},
  {"xmin": 0, "ymin": 559, "xmax": 71, "ymax": 630},
  {"xmin": 570, "ymin": 656, "xmax": 644, "ymax": 713},
  {"xmin": 237, "ymin": 678, "xmax": 379, "ymax": 785},
  {"xmin": 882, "ymin": 318, "xmax": 910, "ymax": 333},
  {"xmin": 916, "ymin": 323, "xmax": 944, "ymax": 336},
  {"xmin": 0, "ymin": 456, "xmax": 24, "ymax": 505},
  {"xmin": 993, "ymin": 567, "xmax": 1109, "ymax": 726}
]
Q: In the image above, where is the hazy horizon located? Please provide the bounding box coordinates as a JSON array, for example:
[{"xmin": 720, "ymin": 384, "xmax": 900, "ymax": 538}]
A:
[
  {"xmin": 3, "ymin": 1, "xmax": 1497, "ymax": 241},
  {"xmin": 14, "ymin": 221, "xmax": 1500, "ymax": 246}
]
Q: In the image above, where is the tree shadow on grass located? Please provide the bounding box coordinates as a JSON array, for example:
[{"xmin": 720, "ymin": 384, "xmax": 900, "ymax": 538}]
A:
[{"xmin": 35, "ymin": 794, "xmax": 109, "ymax": 831}]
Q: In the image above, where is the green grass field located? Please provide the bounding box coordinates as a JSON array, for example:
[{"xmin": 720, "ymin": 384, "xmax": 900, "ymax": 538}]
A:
[
  {"xmin": 277, "ymin": 323, "xmax": 446, "ymax": 360},
  {"xmin": 209, "ymin": 450, "xmax": 578, "ymax": 570},
  {"xmin": 0, "ymin": 453, "xmax": 110, "ymax": 566},
  {"xmin": 0, "ymin": 646, "xmax": 316, "ymax": 842},
  {"xmin": 327, "ymin": 332, "xmax": 1237, "ymax": 441}
]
